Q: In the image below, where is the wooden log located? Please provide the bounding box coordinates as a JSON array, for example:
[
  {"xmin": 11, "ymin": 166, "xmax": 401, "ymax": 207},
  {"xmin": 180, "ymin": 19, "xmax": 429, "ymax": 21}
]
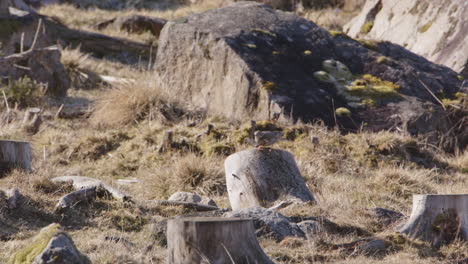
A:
[
  {"xmin": 55, "ymin": 186, "xmax": 97, "ymax": 211},
  {"xmin": 399, "ymin": 194, "xmax": 468, "ymax": 247},
  {"xmin": 0, "ymin": 140, "xmax": 31, "ymax": 171},
  {"xmin": 0, "ymin": 13, "xmax": 151, "ymax": 65},
  {"xmin": 167, "ymin": 217, "xmax": 273, "ymax": 264},
  {"xmin": 225, "ymin": 148, "xmax": 316, "ymax": 210},
  {"xmin": 42, "ymin": 16, "xmax": 152, "ymax": 64},
  {"xmin": 51, "ymin": 176, "xmax": 131, "ymax": 202}
]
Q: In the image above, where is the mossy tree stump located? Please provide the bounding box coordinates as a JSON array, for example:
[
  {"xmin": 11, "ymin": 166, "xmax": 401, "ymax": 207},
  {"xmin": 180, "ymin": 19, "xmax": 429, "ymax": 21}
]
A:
[
  {"xmin": 399, "ymin": 194, "xmax": 468, "ymax": 247},
  {"xmin": 225, "ymin": 148, "xmax": 316, "ymax": 210},
  {"xmin": 0, "ymin": 140, "xmax": 31, "ymax": 172},
  {"xmin": 167, "ymin": 217, "xmax": 273, "ymax": 264}
]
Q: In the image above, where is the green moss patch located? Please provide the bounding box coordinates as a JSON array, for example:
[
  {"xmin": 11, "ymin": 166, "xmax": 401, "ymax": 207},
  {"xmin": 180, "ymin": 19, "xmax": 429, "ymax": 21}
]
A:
[
  {"xmin": 262, "ymin": 81, "xmax": 279, "ymax": 92},
  {"xmin": 418, "ymin": 21, "xmax": 432, "ymax": 33},
  {"xmin": 360, "ymin": 21, "xmax": 374, "ymax": 34},
  {"xmin": 9, "ymin": 224, "xmax": 61, "ymax": 264},
  {"xmin": 376, "ymin": 56, "xmax": 389, "ymax": 64},
  {"xmin": 335, "ymin": 107, "xmax": 351, "ymax": 117},
  {"xmin": 346, "ymin": 74, "xmax": 400, "ymax": 98},
  {"xmin": 356, "ymin": 39, "xmax": 379, "ymax": 51}
]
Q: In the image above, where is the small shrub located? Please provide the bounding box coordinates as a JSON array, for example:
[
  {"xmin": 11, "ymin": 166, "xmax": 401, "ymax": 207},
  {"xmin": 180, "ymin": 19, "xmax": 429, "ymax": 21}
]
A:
[{"xmin": 3, "ymin": 76, "xmax": 45, "ymax": 107}]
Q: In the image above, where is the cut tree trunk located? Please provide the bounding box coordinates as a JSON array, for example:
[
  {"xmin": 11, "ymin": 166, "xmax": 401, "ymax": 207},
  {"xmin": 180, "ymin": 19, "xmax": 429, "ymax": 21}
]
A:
[
  {"xmin": 167, "ymin": 217, "xmax": 273, "ymax": 264},
  {"xmin": 22, "ymin": 107, "xmax": 41, "ymax": 134},
  {"xmin": 399, "ymin": 194, "xmax": 468, "ymax": 247},
  {"xmin": 0, "ymin": 140, "xmax": 31, "ymax": 171},
  {"xmin": 224, "ymin": 148, "xmax": 316, "ymax": 210}
]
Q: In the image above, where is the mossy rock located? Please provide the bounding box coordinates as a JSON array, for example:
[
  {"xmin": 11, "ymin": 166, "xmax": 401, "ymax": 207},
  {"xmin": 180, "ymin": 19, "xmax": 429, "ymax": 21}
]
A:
[
  {"xmin": 9, "ymin": 224, "xmax": 90, "ymax": 264},
  {"xmin": 9, "ymin": 224, "xmax": 61, "ymax": 264}
]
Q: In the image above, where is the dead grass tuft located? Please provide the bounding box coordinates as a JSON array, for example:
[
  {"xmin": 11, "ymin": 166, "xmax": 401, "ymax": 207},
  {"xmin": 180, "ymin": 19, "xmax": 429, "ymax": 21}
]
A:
[{"xmin": 90, "ymin": 78, "xmax": 190, "ymax": 128}]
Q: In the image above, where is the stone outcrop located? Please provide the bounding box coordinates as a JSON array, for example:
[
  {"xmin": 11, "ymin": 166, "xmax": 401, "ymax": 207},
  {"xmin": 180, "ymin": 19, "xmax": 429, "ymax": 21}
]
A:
[
  {"xmin": 168, "ymin": 191, "xmax": 217, "ymax": 207},
  {"xmin": 344, "ymin": 0, "xmax": 468, "ymax": 74},
  {"xmin": 224, "ymin": 207, "xmax": 305, "ymax": 241},
  {"xmin": 155, "ymin": 2, "xmax": 464, "ymax": 150}
]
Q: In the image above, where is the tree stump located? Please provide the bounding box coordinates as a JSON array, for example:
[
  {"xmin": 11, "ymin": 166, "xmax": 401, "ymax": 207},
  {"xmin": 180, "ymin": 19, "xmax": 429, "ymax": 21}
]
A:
[
  {"xmin": 399, "ymin": 194, "xmax": 468, "ymax": 247},
  {"xmin": 22, "ymin": 107, "xmax": 42, "ymax": 135},
  {"xmin": 0, "ymin": 140, "xmax": 31, "ymax": 171},
  {"xmin": 224, "ymin": 148, "xmax": 316, "ymax": 210},
  {"xmin": 167, "ymin": 217, "xmax": 273, "ymax": 264}
]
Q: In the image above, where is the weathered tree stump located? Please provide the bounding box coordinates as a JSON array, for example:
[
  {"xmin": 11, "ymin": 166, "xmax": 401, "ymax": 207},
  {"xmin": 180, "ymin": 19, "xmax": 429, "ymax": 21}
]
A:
[
  {"xmin": 0, "ymin": 140, "xmax": 31, "ymax": 171},
  {"xmin": 225, "ymin": 148, "xmax": 316, "ymax": 210},
  {"xmin": 167, "ymin": 217, "xmax": 273, "ymax": 264},
  {"xmin": 399, "ymin": 194, "xmax": 468, "ymax": 247}
]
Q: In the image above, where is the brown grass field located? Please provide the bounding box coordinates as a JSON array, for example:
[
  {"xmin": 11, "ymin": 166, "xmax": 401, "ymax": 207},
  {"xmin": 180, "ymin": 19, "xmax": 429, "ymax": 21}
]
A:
[{"xmin": 0, "ymin": 0, "xmax": 467, "ymax": 263}]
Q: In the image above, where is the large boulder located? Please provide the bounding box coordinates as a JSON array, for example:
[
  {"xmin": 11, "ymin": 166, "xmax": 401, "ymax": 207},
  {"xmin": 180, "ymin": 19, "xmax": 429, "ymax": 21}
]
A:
[
  {"xmin": 224, "ymin": 207, "xmax": 305, "ymax": 241},
  {"xmin": 155, "ymin": 2, "xmax": 464, "ymax": 150},
  {"xmin": 343, "ymin": 0, "xmax": 468, "ymax": 75}
]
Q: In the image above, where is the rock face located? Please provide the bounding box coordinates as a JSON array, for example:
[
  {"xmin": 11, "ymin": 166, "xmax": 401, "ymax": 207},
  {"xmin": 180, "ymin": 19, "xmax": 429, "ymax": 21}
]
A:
[
  {"xmin": 224, "ymin": 207, "xmax": 305, "ymax": 241},
  {"xmin": 155, "ymin": 2, "xmax": 464, "ymax": 150},
  {"xmin": 168, "ymin": 191, "xmax": 217, "ymax": 207},
  {"xmin": 9, "ymin": 223, "xmax": 89, "ymax": 264},
  {"xmin": 344, "ymin": 0, "xmax": 468, "ymax": 74}
]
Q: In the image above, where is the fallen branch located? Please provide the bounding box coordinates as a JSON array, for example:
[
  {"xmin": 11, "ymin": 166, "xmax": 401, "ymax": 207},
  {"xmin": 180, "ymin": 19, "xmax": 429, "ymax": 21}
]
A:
[
  {"xmin": 55, "ymin": 187, "xmax": 97, "ymax": 211},
  {"xmin": 147, "ymin": 200, "xmax": 220, "ymax": 212}
]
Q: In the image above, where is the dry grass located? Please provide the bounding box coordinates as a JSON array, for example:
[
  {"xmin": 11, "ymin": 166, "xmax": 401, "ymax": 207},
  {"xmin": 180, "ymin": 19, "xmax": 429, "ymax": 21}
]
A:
[
  {"xmin": 1, "ymin": 1, "xmax": 467, "ymax": 263},
  {"xmin": 39, "ymin": 0, "xmax": 225, "ymax": 43}
]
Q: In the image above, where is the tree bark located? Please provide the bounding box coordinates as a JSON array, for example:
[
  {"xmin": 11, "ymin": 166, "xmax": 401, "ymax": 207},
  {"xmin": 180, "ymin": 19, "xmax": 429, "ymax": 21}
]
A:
[
  {"xmin": 225, "ymin": 148, "xmax": 316, "ymax": 210},
  {"xmin": 399, "ymin": 194, "xmax": 468, "ymax": 247},
  {"xmin": 167, "ymin": 217, "xmax": 273, "ymax": 264},
  {"xmin": 0, "ymin": 140, "xmax": 31, "ymax": 171}
]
